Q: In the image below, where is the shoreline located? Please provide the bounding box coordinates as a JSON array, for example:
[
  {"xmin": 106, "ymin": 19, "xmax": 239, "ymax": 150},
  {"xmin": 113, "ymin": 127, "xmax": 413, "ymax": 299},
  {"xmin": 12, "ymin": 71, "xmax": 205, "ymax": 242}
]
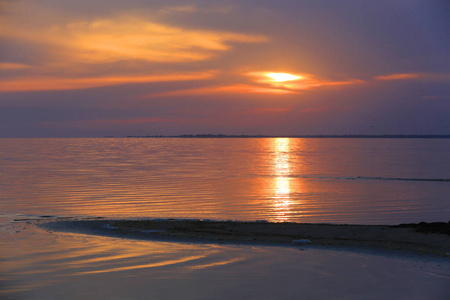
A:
[{"xmin": 37, "ymin": 218, "xmax": 450, "ymax": 257}]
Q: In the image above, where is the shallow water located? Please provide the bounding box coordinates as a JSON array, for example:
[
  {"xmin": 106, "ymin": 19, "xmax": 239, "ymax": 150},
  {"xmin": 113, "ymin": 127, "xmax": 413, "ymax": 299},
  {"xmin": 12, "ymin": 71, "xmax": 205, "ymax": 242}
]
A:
[
  {"xmin": 2, "ymin": 215, "xmax": 449, "ymax": 300},
  {"xmin": 1, "ymin": 138, "xmax": 449, "ymax": 299}
]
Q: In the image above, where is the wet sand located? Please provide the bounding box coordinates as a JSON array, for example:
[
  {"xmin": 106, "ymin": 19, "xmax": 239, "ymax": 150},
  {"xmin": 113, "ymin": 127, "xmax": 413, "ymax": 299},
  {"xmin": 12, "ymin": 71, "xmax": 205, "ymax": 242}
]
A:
[
  {"xmin": 39, "ymin": 218, "xmax": 450, "ymax": 256},
  {"xmin": 3, "ymin": 216, "xmax": 449, "ymax": 299}
]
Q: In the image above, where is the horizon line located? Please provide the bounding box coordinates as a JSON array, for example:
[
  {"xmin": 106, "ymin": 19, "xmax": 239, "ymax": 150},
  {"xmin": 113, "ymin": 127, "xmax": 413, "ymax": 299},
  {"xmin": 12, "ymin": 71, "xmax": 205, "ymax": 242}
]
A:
[{"xmin": 119, "ymin": 134, "xmax": 450, "ymax": 139}]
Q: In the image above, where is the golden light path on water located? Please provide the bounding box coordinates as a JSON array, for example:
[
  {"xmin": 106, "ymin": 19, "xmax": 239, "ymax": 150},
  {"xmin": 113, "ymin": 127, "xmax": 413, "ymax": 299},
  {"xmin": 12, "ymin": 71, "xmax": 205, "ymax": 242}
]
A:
[{"xmin": 272, "ymin": 138, "xmax": 296, "ymax": 222}]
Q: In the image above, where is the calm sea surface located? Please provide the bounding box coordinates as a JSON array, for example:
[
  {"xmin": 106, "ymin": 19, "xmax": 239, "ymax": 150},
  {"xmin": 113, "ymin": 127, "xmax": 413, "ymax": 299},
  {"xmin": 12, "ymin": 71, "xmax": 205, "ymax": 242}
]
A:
[
  {"xmin": 1, "ymin": 138, "xmax": 449, "ymax": 224},
  {"xmin": 1, "ymin": 138, "xmax": 450, "ymax": 299}
]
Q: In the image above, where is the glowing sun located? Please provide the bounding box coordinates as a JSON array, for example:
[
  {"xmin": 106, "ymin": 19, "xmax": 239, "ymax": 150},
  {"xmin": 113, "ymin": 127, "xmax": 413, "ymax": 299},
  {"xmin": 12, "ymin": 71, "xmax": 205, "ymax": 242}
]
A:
[{"xmin": 266, "ymin": 73, "xmax": 301, "ymax": 82}]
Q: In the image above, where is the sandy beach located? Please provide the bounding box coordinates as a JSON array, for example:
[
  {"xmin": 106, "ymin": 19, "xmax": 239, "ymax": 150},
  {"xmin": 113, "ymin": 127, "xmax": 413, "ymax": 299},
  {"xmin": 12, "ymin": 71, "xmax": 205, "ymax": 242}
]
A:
[{"xmin": 39, "ymin": 218, "xmax": 450, "ymax": 256}]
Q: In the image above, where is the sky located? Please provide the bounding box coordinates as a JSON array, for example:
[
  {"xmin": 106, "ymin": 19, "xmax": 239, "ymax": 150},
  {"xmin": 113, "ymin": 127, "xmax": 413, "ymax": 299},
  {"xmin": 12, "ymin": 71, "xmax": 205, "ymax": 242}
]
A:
[{"xmin": 0, "ymin": 0, "xmax": 449, "ymax": 137}]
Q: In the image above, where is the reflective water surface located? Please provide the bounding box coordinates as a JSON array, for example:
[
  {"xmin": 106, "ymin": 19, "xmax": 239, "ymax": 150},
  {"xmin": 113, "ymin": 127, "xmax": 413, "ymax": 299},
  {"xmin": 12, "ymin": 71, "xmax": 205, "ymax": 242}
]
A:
[
  {"xmin": 1, "ymin": 138, "xmax": 449, "ymax": 224},
  {"xmin": 2, "ymin": 217, "xmax": 449, "ymax": 300},
  {"xmin": 1, "ymin": 138, "xmax": 449, "ymax": 299}
]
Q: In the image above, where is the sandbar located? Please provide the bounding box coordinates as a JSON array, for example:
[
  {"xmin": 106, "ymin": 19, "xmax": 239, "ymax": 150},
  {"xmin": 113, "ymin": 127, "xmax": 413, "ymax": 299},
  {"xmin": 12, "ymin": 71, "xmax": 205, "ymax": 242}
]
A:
[{"xmin": 38, "ymin": 218, "xmax": 450, "ymax": 256}]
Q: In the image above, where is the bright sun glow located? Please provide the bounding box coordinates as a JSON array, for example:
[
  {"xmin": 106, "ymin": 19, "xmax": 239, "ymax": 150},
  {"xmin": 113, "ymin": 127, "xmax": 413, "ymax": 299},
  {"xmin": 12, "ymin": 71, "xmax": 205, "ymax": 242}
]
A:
[{"xmin": 266, "ymin": 73, "xmax": 301, "ymax": 82}]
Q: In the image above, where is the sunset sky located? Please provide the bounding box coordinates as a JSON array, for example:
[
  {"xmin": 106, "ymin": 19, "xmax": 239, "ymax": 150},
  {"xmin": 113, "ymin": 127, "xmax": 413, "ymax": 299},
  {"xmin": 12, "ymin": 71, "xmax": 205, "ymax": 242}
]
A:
[{"xmin": 1, "ymin": 0, "xmax": 449, "ymax": 137}]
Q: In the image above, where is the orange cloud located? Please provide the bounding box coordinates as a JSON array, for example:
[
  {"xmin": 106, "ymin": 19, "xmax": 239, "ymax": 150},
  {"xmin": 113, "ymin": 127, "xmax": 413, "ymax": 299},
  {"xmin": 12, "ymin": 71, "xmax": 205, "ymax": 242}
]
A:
[
  {"xmin": 0, "ymin": 63, "xmax": 32, "ymax": 70},
  {"xmin": 0, "ymin": 71, "xmax": 216, "ymax": 92},
  {"xmin": 375, "ymin": 73, "xmax": 450, "ymax": 81},
  {"xmin": 375, "ymin": 73, "xmax": 421, "ymax": 80},
  {"xmin": 247, "ymin": 71, "xmax": 364, "ymax": 91},
  {"xmin": 0, "ymin": 8, "xmax": 267, "ymax": 93},
  {"xmin": 144, "ymin": 84, "xmax": 296, "ymax": 98},
  {"xmin": 320, "ymin": 79, "xmax": 366, "ymax": 87},
  {"xmin": 2, "ymin": 16, "xmax": 267, "ymax": 65},
  {"xmin": 142, "ymin": 72, "xmax": 365, "ymax": 98},
  {"xmin": 66, "ymin": 18, "xmax": 267, "ymax": 63}
]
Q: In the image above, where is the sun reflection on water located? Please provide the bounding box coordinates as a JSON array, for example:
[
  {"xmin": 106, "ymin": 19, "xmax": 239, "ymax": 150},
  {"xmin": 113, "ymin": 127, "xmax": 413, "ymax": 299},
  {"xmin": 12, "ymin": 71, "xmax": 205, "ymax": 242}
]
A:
[{"xmin": 272, "ymin": 138, "xmax": 294, "ymax": 222}]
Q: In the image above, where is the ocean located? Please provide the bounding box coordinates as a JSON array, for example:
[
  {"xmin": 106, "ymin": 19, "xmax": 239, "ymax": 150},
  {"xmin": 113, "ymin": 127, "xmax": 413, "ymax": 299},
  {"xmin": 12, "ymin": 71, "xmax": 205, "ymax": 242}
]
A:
[
  {"xmin": 1, "ymin": 138, "xmax": 449, "ymax": 224},
  {"xmin": 1, "ymin": 138, "xmax": 449, "ymax": 299}
]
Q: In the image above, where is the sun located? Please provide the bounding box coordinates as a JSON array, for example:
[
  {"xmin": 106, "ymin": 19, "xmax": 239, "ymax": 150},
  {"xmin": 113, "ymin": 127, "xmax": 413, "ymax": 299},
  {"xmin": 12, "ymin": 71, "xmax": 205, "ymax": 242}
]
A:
[{"xmin": 266, "ymin": 73, "xmax": 301, "ymax": 82}]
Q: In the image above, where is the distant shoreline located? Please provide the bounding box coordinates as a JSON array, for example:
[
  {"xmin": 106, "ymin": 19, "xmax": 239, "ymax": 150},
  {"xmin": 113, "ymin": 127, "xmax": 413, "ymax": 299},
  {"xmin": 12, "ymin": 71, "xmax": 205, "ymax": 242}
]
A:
[
  {"xmin": 38, "ymin": 219, "xmax": 450, "ymax": 257},
  {"xmin": 115, "ymin": 134, "xmax": 450, "ymax": 139}
]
